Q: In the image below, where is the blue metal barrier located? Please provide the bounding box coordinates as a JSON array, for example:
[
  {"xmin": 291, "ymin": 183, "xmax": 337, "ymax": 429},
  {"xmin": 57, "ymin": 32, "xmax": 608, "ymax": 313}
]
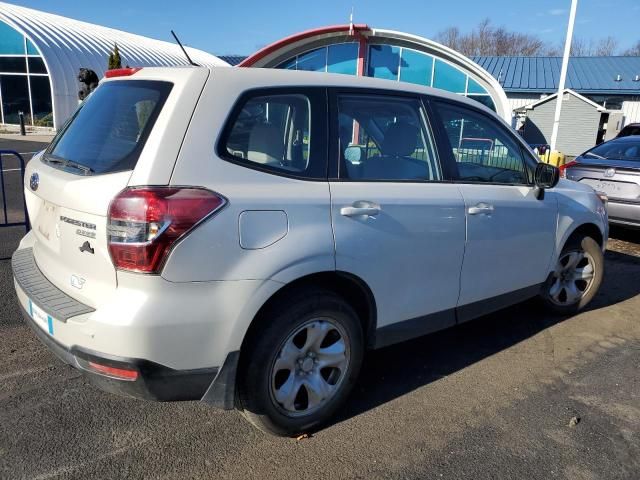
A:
[{"xmin": 0, "ymin": 150, "xmax": 30, "ymax": 232}]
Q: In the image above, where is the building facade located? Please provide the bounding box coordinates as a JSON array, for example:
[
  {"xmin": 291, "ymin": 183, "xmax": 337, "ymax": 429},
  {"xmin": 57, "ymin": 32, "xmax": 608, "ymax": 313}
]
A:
[
  {"xmin": 238, "ymin": 25, "xmax": 511, "ymax": 121},
  {"xmin": 0, "ymin": 2, "xmax": 228, "ymax": 130},
  {"xmin": 517, "ymin": 89, "xmax": 607, "ymax": 156}
]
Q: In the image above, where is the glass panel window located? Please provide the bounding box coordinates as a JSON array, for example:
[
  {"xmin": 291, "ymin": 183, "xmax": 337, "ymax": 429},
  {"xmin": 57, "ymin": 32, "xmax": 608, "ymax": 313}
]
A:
[
  {"xmin": 0, "ymin": 21, "xmax": 25, "ymax": 55},
  {"xmin": 30, "ymin": 76, "xmax": 53, "ymax": 127},
  {"xmin": 277, "ymin": 57, "xmax": 297, "ymax": 70},
  {"xmin": 26, "ymin": 38, "xmax": 39, "ymax": 55},
  {"xmin": 224, "ymin": 94, "xmax": 311, "ymax": 174},
  {"xmin": 467, "ymin": 95, "xmax": 496, "ymax": 112},
  {"xmin": 49, "ymin": 81, "xmax": 173, "ymax": 174},
  {"xmin": 296, "ymin": 48, "xmax": 326, "ymax": 72},
  {"xmin": 399, "ymin": 49, "xmax": 433, "ymax": 86},
  {"xmin": 367, "ymin": 45, "xmax": 400, "ymax": 80},
  {"xmin": 28, "ymin": 57, "xmax": 47, "ymax": 74},
  {"xmin": 433, "ymin": 59, "xmax": 466, "ymax": 93},
  {"xmin": 327, "ymin": 43, "xmax": 358, "ymax": 75},
  {"xmin": 337, "ymin": 94, "xmax": 441, "ymax": 182},
  {"xmin": 467, "ymin": 78, "xmax": 488, "ymax": 95},
  {"xmin": 0, "ymin": 75, "xmax": 30, "ymax": 124},
  {"xmin": 435, "ymin": 102, "xmax": 529, "ymax": 184},
  {"xmin": 0, "ymin": 57, "xmax": 27, "ymax": 73}
]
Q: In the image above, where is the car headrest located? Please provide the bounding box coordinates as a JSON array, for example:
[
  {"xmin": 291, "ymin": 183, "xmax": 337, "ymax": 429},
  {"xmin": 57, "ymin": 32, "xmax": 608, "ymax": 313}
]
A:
[
  {"xmin": 381, "ymin": 123, "xmax": 419, "ymax": 157},
  {"xmin": 248, "ymin": 123, "xmax": 284, "ymax": 164}
]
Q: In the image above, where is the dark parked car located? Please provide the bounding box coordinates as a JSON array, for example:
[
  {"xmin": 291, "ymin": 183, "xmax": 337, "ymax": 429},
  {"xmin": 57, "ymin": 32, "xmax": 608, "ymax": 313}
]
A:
[
  {"xmin": 617, "ymin": 123, "xmax": 640, "ymax": 138},
  {"xmin": 563, "ymin": 136, "xmax": 640, "ymax": 227}
]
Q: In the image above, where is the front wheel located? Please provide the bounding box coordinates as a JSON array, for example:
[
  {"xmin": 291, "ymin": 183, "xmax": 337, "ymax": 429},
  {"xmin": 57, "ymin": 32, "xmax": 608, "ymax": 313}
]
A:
[
  {"xmin": 237, "ymin": 288, "xmax": 364, "ymax": 436},
  {"xmin": 540, "ymin": 236, "xmax": 604, "ymax": 315}
]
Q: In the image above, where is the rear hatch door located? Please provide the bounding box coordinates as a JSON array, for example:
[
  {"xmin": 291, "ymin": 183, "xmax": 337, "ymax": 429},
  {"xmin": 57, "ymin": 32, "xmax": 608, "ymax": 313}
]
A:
[{"xmin": 24, "ymin": 68, "xmax": 209, "ymax": 307}]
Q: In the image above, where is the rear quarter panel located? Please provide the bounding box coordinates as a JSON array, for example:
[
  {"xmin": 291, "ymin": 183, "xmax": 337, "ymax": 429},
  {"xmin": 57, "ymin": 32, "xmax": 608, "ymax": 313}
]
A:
[{"xmin": 161, "ymin": 68, "xmax": 335, "ymax": 284}]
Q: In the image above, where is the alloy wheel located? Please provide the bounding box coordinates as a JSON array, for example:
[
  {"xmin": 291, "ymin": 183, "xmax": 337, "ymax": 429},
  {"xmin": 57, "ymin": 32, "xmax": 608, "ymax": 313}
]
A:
[
  {"xmin": 269, "ymin": 318, "xmax": 350, "ymax": 417},
  {"xmin": 548, "ymin": 249, "xmax": 596, "ymax": 306}
]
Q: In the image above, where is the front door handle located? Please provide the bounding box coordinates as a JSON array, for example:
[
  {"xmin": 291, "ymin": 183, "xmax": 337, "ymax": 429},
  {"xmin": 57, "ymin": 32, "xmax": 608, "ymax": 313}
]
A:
[
  {"xmin": 340, "ymin": 201, "xmax": 381, "ymax": 218},
  {"xmin": 467, "ymin": 203, "xmax": 494, "ymax": 215}
]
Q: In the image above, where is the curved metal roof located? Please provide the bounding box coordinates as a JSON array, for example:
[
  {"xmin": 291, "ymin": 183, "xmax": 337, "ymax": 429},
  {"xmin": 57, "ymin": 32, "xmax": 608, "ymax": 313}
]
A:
[
  {"xmin": 0, "ymin": 1, "xmax": 228, "ymax": 128},
  {"xmin": 239, "ymin": 24, "xmax": 511, "ymax": 120}
]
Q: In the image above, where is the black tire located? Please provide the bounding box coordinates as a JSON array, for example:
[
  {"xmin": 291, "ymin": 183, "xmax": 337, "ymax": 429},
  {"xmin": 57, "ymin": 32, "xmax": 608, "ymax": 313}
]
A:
[
  {"xmin": 540, "ymin": 235, "xmax": 604, "ymax": 315},
  {"xmin": 237, "ymin": 287, "xmax": 364, "ymax": 437}
]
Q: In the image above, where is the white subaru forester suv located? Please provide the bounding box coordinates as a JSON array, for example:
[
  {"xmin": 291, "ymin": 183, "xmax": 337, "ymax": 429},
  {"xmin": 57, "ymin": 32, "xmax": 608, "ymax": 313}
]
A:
[{"xmin": 12, "ymin": 66, "xmax": 608, "ymax": 436}]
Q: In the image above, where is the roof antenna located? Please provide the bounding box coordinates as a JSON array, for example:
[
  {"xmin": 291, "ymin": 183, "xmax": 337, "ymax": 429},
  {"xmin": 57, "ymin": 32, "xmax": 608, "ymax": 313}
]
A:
[{"xmin": 171, "ymin": 30, "xmax": 199, "ymax": 66}]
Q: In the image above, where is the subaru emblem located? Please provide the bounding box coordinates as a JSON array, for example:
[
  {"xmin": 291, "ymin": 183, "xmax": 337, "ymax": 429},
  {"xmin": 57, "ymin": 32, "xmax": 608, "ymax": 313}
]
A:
[
  {"xmin": 29, "ymin": 172, "xmax": 39, "ymax": 191},
  {"xmin": 604, "ymin": 168, "xmax": 616, "ymax": 178}
]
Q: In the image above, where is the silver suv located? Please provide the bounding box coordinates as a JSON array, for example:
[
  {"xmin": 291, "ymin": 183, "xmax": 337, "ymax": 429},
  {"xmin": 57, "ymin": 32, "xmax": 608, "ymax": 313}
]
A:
[{"xmin": 12, "ymin": 66, "xmax": 608, "ymax": 436}]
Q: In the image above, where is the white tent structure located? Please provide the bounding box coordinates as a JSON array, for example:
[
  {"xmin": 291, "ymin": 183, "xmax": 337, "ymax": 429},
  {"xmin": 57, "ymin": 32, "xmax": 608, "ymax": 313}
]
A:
[{"xmin": 0, "ymin": 2, "xmax": 228, "ymax": 130}]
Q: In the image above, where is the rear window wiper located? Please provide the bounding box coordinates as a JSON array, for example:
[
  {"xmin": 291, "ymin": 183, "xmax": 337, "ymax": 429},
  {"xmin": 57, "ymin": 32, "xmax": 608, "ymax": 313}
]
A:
[{"xmin": 43, "ymin": 155, "xmax": 94, "ymax": 175}]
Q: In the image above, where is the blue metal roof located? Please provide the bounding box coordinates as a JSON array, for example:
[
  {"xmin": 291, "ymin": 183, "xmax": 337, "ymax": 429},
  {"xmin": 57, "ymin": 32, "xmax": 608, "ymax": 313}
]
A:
[
  {"xmin": 472, "ymin": 56, "xmax": 640, "ymax": 95},
  {"xmin": 217, "ymin": 55, "xmax": 247, "ymax": 66}
]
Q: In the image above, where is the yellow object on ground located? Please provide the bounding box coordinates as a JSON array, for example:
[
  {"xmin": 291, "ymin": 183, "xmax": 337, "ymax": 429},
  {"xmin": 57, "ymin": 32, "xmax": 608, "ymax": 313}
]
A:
[{"xmin": 538, "ymin": 150, "xmax": 566, "ymax": 167}]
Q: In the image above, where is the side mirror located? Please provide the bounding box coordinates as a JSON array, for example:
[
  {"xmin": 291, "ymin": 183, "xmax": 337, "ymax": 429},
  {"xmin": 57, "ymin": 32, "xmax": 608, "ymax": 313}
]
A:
[
  {"xmin": 344, "ymin": 146, "xmax": 362, "ymax": 165},
  {"xmin": 534, "ymin": 162, "xmax": 559, "ymax": 189}
]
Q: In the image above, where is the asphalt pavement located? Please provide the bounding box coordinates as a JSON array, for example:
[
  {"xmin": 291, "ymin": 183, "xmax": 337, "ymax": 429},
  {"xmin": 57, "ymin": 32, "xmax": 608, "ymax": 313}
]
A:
[{"xmin": 0, "ymin": 136, "xmax": 639, "ymax": 479}]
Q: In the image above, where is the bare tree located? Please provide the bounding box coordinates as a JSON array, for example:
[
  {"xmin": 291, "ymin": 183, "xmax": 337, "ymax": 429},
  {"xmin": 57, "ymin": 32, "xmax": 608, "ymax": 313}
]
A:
[
  {"xmin": 568, "ymin": 37, "xmax": 619, "ymax": 56},
  {"xmin": 595, "ymin": 36, "xmax": 618, "ymax": 56},
  {"xmin": 435, "ymin": 20, "xmax": 622, "ymax": 57},
  {"xmin": 435, "ymin": 27, "xmax": 461, "ymax": 52},
  {"xmin": 623, "ymin": 41, "xmax": 640, "ymax": 56},
  {"xmin": 570, "ymin": 38, "xmax": 590, "ymax": 56},
  {"xmin": 436, "ymin": 19, "xmax": 553, "ymax": 56}
]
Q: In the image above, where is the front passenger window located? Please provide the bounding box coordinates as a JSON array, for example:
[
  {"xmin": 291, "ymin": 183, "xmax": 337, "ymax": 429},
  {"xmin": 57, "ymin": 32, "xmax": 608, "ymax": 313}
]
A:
[
  {"xmin": 337, "ymin": 95, "xmax": 441, "ymax": 182},
  {"xmin": 435, "ymin": 102, "xmax": 530, "ymax": 185}
]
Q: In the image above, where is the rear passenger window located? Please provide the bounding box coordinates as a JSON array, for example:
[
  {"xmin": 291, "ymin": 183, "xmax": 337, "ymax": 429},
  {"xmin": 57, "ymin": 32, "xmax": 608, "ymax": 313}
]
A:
[
  {"xmin": 337, "ymin": 94, "xmax": 441, "ymax": 182},
  {"xmin": 223, "ymin": 94, "xmax": 312, "ymax": 174},
  {"xmin": 435, "ymin": 102, "xmax": 531, "ymax": 185}
]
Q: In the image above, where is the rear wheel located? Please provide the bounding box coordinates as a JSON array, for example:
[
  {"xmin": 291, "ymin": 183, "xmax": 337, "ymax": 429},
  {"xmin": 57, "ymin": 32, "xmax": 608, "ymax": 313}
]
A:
[
  {"xmin": 540, "ymin": 236, "xmax": 603, "ymax": 315},
  {"xmin": 237, "ymin": 288, "xmax": 364, "ymax": 436}
]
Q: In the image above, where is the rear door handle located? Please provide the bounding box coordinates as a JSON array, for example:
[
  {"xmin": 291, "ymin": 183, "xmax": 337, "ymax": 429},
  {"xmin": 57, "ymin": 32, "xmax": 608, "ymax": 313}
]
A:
[
  {"xmin": 340, "ymin": 202, "xmax": 381, "ymax": 218},
  {"xmin": 467, "ymin": 203, "xmax": 494, "ymax": 215}
]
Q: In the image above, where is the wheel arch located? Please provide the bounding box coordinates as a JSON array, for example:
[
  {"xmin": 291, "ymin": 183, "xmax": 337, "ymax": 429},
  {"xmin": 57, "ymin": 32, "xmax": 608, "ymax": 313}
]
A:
[
  {"xmin": 239, "ymin": 271, "xmax": 378, "ymax": 356},
  {"xmin": 562, "ymin": 222, "xmax": 605, "ymax": 250}
]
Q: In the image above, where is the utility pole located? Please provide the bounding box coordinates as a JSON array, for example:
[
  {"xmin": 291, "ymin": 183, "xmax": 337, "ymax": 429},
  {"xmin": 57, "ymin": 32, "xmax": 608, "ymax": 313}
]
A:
[{"xmin": 550, "ymin": 0, "xmax": 578, "ymax": 152}]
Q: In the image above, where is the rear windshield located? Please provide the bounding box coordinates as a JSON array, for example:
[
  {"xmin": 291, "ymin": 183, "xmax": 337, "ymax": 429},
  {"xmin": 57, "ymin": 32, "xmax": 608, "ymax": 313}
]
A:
[
  {"xmin": 585, "ymin": 138, "xmax": 640, "ymax": 162},
  {"xmin": 46, "ymin": 80, "xmax": 172, "ymax": 174}
]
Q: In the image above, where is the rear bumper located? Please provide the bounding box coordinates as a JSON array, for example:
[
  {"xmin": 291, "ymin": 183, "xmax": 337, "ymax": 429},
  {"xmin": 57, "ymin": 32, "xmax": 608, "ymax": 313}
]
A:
[
  {"xmin": 19, "ymin": 302, "xmax": 226, "ymax": 402},
  {"xmin": 608, "ymin": 200, "xmax": 640, "ymax": 227},
  {"xmin": 11, "ymin": 245, "xmax": 253, "ymax": 408}
]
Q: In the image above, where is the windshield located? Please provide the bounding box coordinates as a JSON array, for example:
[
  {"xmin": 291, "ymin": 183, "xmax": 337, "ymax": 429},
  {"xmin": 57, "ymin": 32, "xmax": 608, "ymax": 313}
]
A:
[
  {"xmin": 47, "ymin": 80, "xmax": 172, "ymax": 174},
  {"xmin": 584, "ymin": 138, "xmax": 640, "ymax": 162}
]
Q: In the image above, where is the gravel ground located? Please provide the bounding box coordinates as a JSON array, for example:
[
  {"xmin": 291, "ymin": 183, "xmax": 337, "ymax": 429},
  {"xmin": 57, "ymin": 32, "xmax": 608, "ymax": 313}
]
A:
[{"xmin": 0, "ymin": 138, "xmax": 639, "ymax": 479}]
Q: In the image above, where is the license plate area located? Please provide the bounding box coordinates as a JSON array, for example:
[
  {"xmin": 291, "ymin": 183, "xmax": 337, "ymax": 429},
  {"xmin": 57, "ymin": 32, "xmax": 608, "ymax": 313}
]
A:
[
  {"xmin": 28, "ymin": 298, "xmax": 55, "ymax": 335},
  {"xmin": 580, "ymin": 178, "xmax": 640, "ymax": 199}
]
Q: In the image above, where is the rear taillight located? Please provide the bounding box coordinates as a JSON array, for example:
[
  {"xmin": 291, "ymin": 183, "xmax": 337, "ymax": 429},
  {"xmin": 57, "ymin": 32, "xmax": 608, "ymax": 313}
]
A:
[
  {"xmin": 559, "ymin": 160, "xmax": 578, "ymax": 178},
  {"xmin": 107, "ymin": 187, "xmax": 226, "ymax": 273}
]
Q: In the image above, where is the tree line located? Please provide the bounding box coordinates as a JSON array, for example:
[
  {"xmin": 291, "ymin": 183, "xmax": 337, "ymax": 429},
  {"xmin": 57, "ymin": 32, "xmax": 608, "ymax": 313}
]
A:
[{"xmin": 434, "ymin": 19, "xmax": 640, "ymax": 57}]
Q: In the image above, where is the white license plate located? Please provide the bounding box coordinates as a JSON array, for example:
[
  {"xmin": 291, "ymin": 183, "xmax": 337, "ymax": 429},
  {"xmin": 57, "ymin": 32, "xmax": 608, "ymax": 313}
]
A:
[
  {"xmin": 28, "ymin": 299, "xmax": 55, "ymax": 335},
  {"xmin": 593, "ymin": 180, "xmax": 620, "ymax": 194},
  {"xmin": 581, "ymin": 179, "xmax": 640, "ymax": 199}
]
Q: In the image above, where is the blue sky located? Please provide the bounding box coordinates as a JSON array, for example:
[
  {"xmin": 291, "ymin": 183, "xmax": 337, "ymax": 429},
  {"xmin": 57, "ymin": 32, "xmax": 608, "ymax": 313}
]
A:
[{"xmin": 9, "ymin": 0, "xmax": 640, "ymax": 55}]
